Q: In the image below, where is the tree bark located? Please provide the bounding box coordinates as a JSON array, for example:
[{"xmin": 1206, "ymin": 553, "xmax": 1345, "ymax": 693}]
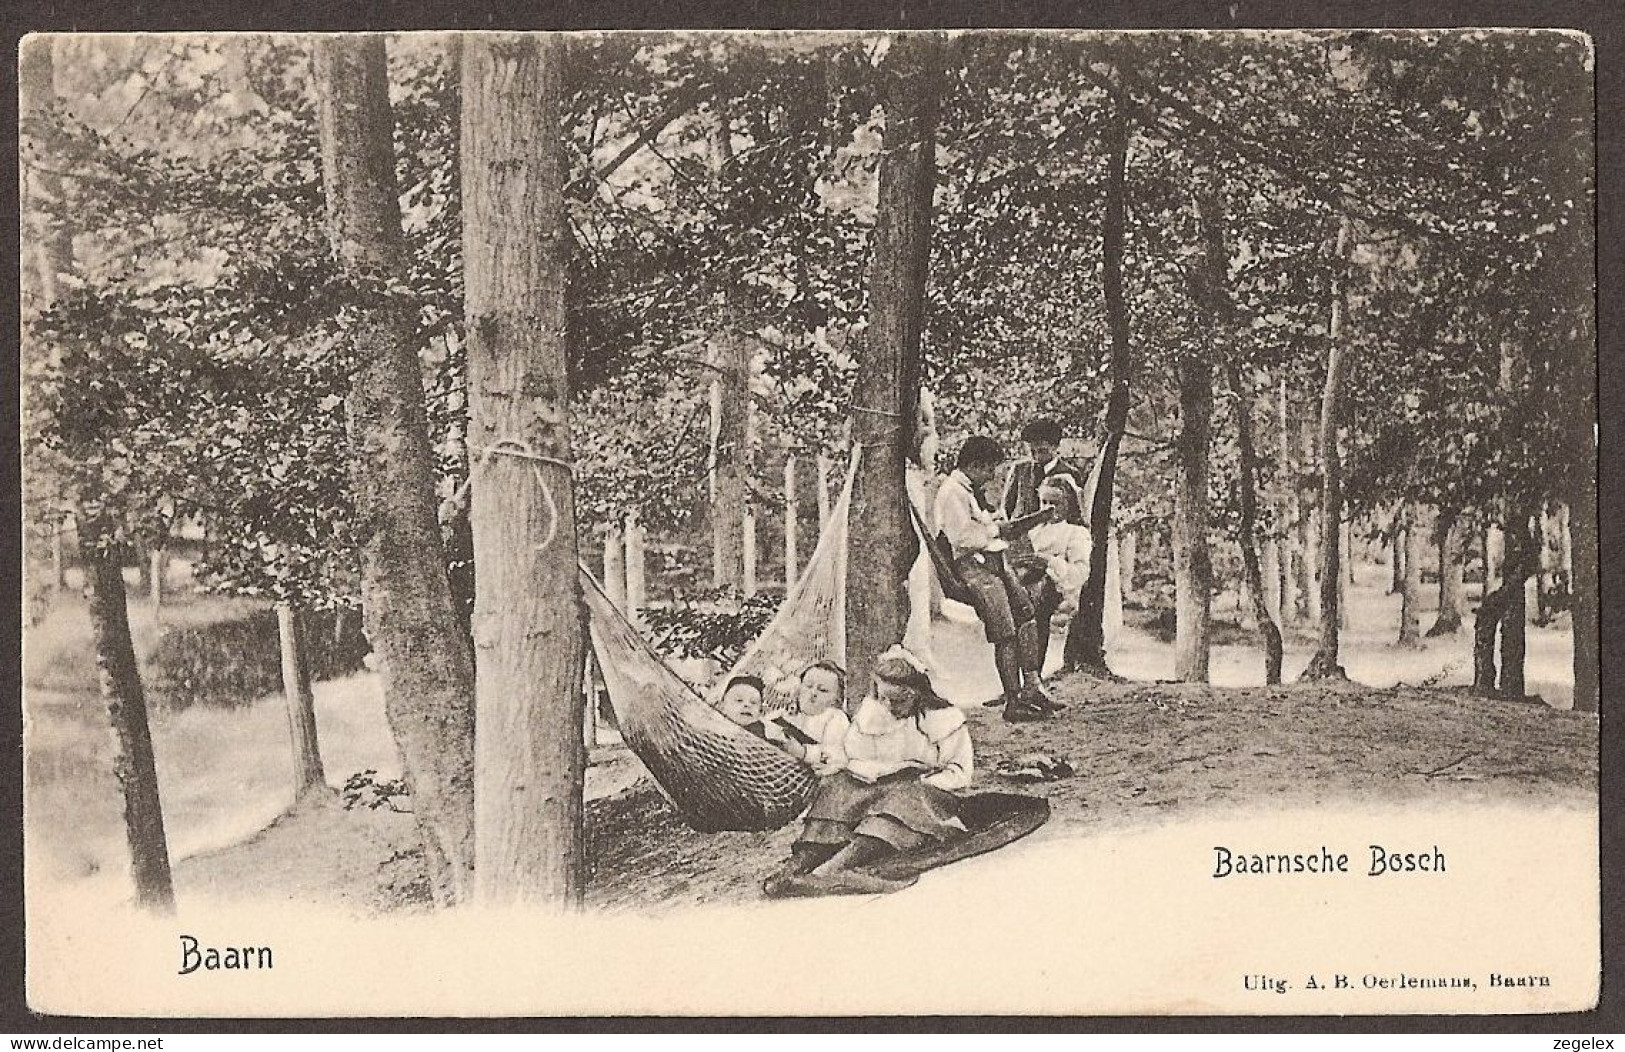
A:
[
  {"xmin": 1064, "ymin": 99, "xmax": 1132, "ymax": 674},
  {"xmin": 624, "ymin": 511, "xmax": 646, "ymax": 615},
  {"xmin": 1427, "ymin": 511, "xmax": 1465, "ymax": 636},
  {"xmin": 462, "ymin": 33, "xmax": 587, "ymax": 907},
  {"xmin": 84, "ymin": 531, "xmax": 175, "ymax": 912},
  {"xmin": 148, "ymin": 546, "xmax": 166, "ymax": 617},
  {"xmin": 1570, "ymin": 478, "xmax": 1599, "ymax": 713},
  {"xmin": 1119, "ymin": 530, "xmax": 1138, "ymax": 599},
  {"xmin": 845, "ymin": 33, "xmax": 943, "ymax": 698},
  {"xmin": 1397, "ymin": 504, "xmax": 1426, "ymax": 648},
  {"xmin": 1297, "ymin": 421, "xmax": 1321, "ymax": 626},
  {"xmin": 1226, "ymin": 362, "xmax": 1283, "ymax": 684},
  {"xmin": 1473, "ymin": 508, "xmax": 1534, "ymax": 698},
  {"xmin": 1299, "ymin": 216, "xmax": 1354, "ymax": 680},
  {"xmin": 314, "ymin": 35, "xmax": 476, "ymax": 907},
  {"xmin": 710, "ymin": 336, "xmax": 749, "ymax": 590},
  {"xmin": 276, "ymin": 602, "xmax": 327, "ymax": 799},
  {"xmin": 1276, "ymin": 377, "xmax": 1298, "ymax": 624},
  {"xmin": 1390, "ymin": 524, "xmax": 1404, "ymax": 595},
  {"xmin": 604, "ymin": 523, "xmax": 626, "ymax": 611},
  {"xmin": 784, "ymin": 456, "xmax": 799, "ymax": 589},
  {"xmin": 815, "ymin": 453, "xmax": 833, "ymax": 530}
]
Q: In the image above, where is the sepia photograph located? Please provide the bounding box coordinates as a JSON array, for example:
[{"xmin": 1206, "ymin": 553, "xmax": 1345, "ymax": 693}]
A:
[{"xmin": 17, "ymin": 27, "xmax": 1599, "ymax": 1017}]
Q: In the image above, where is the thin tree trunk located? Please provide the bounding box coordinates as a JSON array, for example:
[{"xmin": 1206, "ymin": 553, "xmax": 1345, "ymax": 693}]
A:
[
  {"xmin": 1498, "ymin": 513, "xmax": 1532, "ymax": 698},
  {"xmin": 1297, "ymin": 421, "xmax": 1321, "ymax": 625},
  {"xmin": 1261, "ymin": 538, "xmax": 1282, "ymax": 626},
  {"xmin": 1064, "ymin": 99, "xmax": 1132, "ymax": 674},
  {"xmin": 1391, "ymin": 525, "xmax": 1404, "ymax": 595},
  {"xmin": 1397, "ymin": 504, "xmax": 1426, "ymax": 648},
  {"xmin": 743, "ymin": 379, "xmax": 757, "ymax": 597},
  {"xmin": 784, "ymin": 456, "xmax": 799, "ymax": 589},
  {"xmin": 1119, "ymin": 530, "xmax": 1138, "ymax": 599},
  {"xmin": 276, "ymin": 602, "xmax": 327, "ymax": 799},
  {"xmin": 604, "ymin": 523, "xmax": 626, "ymax": 611},
  {"xmin": 711, "ymin": 336, "xmax": 748, "ymax": 590},
  {"xmin": 1427, "ymin": 511, "xmax": 1465, "ymax": 636},
  {"xmin": 1300, "ymin": 216, "xmax": 1354, "ymax": 680},
  {"xmin": 845, "ymin": 33, "xmax": 943, "ymax": 698},
  {"xmin": 1276, "ymin": 377, "xmax": 1298, "ymax": 624},
  {"xmin": 148, "ymin": 547, "xmax": 165, "ymax": 617},
  {"xmin": 314, "ymin": 35, "xmax": 476, "ymax": 906},
  {"xmin": 84, "ymin": 531, "xmax": 175, "ymax": 912},
  {"xmin": 463, "ymin": 33, "xmax": 586, "ymax": 907},
  {"xmin": 1570, "ymin": 480, "xmax": 1599, "ymax": 713},
  {"xmin": 1225, "ymin": 361, "xmax": 1283, "ymax": 684},
  {"xmin": 624, "ymin": 511, "xmax": 646, "ymax": 615}
]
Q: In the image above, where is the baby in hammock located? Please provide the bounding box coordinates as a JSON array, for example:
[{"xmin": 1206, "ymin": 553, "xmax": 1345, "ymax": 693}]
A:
[{"xmin": 762, "ymin": 661, "xmax": 850, "ymax": 776}]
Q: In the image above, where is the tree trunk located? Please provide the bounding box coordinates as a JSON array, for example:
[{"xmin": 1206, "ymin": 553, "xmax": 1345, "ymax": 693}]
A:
[
  {"xmin": 710, "ymin": 336, "xmax": 749, "ymax": 590},
  {"xmin": 1226, "ymin": 362, "xmax": 1283, "ymax": 685},
  {"xmin": 1276, "ymin": 376, "xmax": 1298, "ymax": 624},
  {"xmin": 603, "ymin": 523, "xmax": 626, "ymax": 611},
  {"xmin": 624, "ymin": 511, "xmax": 646, "ymax": 615},
  {"xmin": 314, "ymin": 35, "xmax": 476, "ymax": 907},
  {"xmin": 1570, "ymin": 477, "xmax": 1599, "ymax": 713},
  {"xmin": 1390, "ymin": 524, "xmax": 1404, "ymax": 595},
  {"xmin": 462, "ymin": 33, "xmax": 587, "ymax": 907},
  {"xmin": 1261, "ymin": 538, "xmax": 1282, "ymax": 626},
  {"xmin": 1119, "ymin": 530, "xmax": 1138, "ymax": 599},
  {"xmin": 276, "ymin": 602, "xmax": 327, "ymax": 799},
  {"xmin": 1498, "ymin": 513, "xmax": 1534, "ymax": 698},
  {"xmin": 1297, "ymin": 420, "xmax": 1321, "ymax": 626},
  {"xmin": 1064, "ymin": 100, "xmax": 1132, "ymax": 674},
  {"xmin": 784, "ymin": 456, "xmax": 799, "ymax": 589},
  {"xmin": 743, "ymin": 379, "xmax": 758, "ymax": 597},
  {"xmin": 1172, "ymin": 352, "xmax": 1213, "ymax": 680},
  {"xmin": 1397, "ymin": 504, "xmax": 1426, "ymax": 648},
  {"xmin": 845, "ymin": 34, "xmax": 943, "ymax": 699},
  {"xmin": 84, "ymin": 531, "xmax": 175, "ymax": 912},
  {"xmin": 1299, "ymin": 216, "xmax": 1354, "ymax": 680},
  {"xmin": 1427, "ymin": 511, "xmax": 1465, "ymax": 636},
  {"xmin": 148, "ymin": 547, "xmax": 166, "ymax": 617}
]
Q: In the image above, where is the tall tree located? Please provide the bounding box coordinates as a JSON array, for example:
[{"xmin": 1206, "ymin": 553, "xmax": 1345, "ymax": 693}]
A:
[
  {"xmin": 1063, "ymin": 94, "xmax": 1132, "ymax": 674},
  {"xmin": 1299, "ymin": 216, "xmax": 1354, "ymax": 680},
  {"xmin": 1227, "ymin": 362, "xmax": 1284, "ymax": 684},
  {"xmin": 463, "ymin": 33, "xmax": 587, "ymax": 907},
  {"xmin": 313, "ymin": 35, "xmax": 476, "ymax": 906},
  {"xmin": 846, "ymin": 33, "xmax": 943, "ymax": 697},
  {"xmin": 1396, "ymin": 503, "xmax": 1425, "ymax": 647},
  {"xmin": 1426, "ymin": 511, "xmax": 1465, "ymax": 636},
  {"xmin": 275, "ymin": 603, "xmax": 327, "ymax": 800}
]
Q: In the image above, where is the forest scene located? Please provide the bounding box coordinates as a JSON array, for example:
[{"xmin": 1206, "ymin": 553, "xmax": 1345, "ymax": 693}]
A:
[{"xmin": 20, "ymin": 29, "xmax": 1597, "ymax": 920}]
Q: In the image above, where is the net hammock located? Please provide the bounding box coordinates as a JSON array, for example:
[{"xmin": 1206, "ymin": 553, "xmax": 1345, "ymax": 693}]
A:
[{"xmin": 581, "ymin": 452, "xmax": 860, "ymax": 833}]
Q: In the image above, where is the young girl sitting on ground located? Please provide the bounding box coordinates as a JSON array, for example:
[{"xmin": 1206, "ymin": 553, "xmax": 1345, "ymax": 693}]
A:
[
  {"xmin": 765, "ymin": 645, "xmax": 973, "ymax": 896},
  {"xmin": 762, "ymin": 661, "xmax": 850, "ymax": 775}
]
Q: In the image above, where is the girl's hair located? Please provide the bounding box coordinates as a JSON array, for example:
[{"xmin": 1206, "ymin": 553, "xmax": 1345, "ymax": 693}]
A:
[
  {"xmin": 722, "ymin": 674, "xmax": 766, "ymax": 696},
  {"xmin": 799, "ymin": 660, "xmax": 847, "ymax": 703}
]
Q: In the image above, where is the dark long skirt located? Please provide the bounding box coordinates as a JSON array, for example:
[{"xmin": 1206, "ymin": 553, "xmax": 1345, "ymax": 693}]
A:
[{"xmin": 797, "ymin": 771, "xmax": 968, "ymax": 852}]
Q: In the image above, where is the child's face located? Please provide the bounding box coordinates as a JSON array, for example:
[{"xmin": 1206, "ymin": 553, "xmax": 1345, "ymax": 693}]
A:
[
  {"xmin": 798, "ymin": 667, "xmax": 842, "ymax": 714},
  {"xmin": 963, "ymin": 459, "xmax": 999, "ymax": 487},
  {"xmin": 1027, "ymin": 439, "xmax": 1058, "ymax": 464},
  {"xmin": 720, "ymin": 683, "xmax": 763, "ymax": 724}
]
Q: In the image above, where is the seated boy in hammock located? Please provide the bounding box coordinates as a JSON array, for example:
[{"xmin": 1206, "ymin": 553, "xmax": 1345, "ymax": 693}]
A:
[{"xmin": 933, "ymin": 436, "xmax": 1058, "ymax": 722}]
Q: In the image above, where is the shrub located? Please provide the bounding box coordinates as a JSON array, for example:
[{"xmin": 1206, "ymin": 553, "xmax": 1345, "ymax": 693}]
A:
[{"xmin": 145, "ymin": 607, "xmax": 369, "ymax": 712}]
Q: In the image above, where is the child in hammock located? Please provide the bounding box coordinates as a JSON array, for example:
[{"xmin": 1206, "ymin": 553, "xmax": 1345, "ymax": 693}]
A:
[
  {"xmin": 718, "ymin": 674, "xmax": 767, "ymax": 727},
  {"xmin": 762, "ymin": 661, "xmax": 849, "ymax": 776}
]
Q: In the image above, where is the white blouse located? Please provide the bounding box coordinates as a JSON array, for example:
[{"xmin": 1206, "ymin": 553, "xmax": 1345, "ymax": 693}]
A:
[
  {"xmin": 783, "ymin": 706, "xmax": 850, "ymax": 769},
  {"xmin": 842, "ymin": 697, "xmax": 974, "ymax": 792}
]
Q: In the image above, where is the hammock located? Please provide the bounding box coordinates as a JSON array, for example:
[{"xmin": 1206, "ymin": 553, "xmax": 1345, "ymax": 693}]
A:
[{"xmin": 581, "ymin": 453, "xmax": 860, "ymax": 833}]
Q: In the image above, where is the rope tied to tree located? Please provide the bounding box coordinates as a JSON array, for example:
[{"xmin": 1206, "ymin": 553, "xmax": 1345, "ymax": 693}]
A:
[{"xmin": 446, "ymin": 438, "xmax": 574, "ymax": 554}]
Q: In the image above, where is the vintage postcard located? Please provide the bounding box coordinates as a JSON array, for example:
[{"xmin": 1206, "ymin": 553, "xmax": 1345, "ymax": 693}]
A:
[{"xmin": 18, "ymin": 27, "xmax": 1598, "ymax": 1017}]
